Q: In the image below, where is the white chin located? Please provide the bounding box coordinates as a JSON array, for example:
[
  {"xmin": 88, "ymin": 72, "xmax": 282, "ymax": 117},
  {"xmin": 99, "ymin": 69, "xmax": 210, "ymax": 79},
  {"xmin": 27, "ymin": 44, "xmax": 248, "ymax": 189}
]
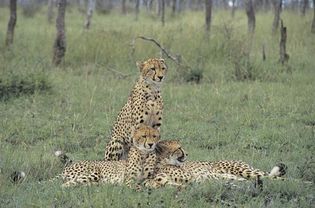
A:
[
  {"xmin": 138, "ymin": 146, "xmax": 154, "ymax": 152},
  {"xmin": 176, "ymin": 161, "xmax": 184, "ymax": 166},
  {"xmin": 146, "ymin": 79, "xmax": 161, "ymax": 86}
]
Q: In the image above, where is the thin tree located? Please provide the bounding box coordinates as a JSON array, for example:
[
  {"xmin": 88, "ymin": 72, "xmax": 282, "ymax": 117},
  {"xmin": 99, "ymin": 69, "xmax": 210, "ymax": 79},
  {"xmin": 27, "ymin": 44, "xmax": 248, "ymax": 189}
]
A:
[
  {"xmin": 5, "ymin": 0, "xmax": 17, "ymax": 47},
  {"xmin": 148, "ymin": 0, "xmax": 154, "ymax": 12},
  {"xmin": 279, "ymin": 20, "xmax": 289, "ymax": 65},
  {"xmin": 263, "ymin": 0, "xmax": 271, "ymax": 12},
  {"xmin": 231, "ymin": 0, "xmax": 236, "ymax": 17},
  {"xmin": 245, "ymin": 0, "xmax": 255, "ymax": 34},
  {"xmin": 135, "ymin": 0, "xmax": 140, "ymax": 20},
  {"xmin": 122, "ymin": 0, "xmax": 126, "ymax": 14},
  {"xmin": 78, "ymin": 0, "xmax": 85, "ymax": 13},
  {"xmin": 161, "ymin": 0, "xmax": 165, "ymax": 26},
  {"xmin": 84, "ymin": 0, "xmax": 95, "ymax": 29},
  {"xmin": 157, "ymin": 0, "xmax": 162, "ymax": 16},
  {"xmin": 301, "ymin": 0, "xmax": 309, "ymax": 16},
  {"xmin": 205, "ymin": 0, "xmax": 212, "ymax": 33},
  {"xmin": 312, "ymin": 0, "xmax": 315, "ymax": 33},
  {"xmin": 176, "ymin": 0, "xmax": 182, "ymax": 13},
  {"xmin": 272, "ymin": 0, "xmax": 282, "ymax": 34},
  {"xmin": 53, "ymin": 0, "xmax": 67, "ymax": 66},
  {"xmin": 222, "ymin": 0, "xmax": 228, "ymax": 9},
  {"xmin": 47, "ymin": 0, "xmax": 54, "ymax": 23},
  {"xmin": 171, "ymin": 0, "xmax": 176, "ymax": 16}
]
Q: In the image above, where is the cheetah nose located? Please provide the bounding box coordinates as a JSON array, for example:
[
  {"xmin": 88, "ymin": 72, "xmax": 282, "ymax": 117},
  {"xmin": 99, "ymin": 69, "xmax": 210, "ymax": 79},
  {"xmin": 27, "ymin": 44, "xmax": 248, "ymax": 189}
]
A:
[
  {"xmin": 148, "ymin": 143, "xmax": 154, "ymax": 148},
  {"xmin": 158, "ymin": 76, "xmax": 163, "ymax": 80}
]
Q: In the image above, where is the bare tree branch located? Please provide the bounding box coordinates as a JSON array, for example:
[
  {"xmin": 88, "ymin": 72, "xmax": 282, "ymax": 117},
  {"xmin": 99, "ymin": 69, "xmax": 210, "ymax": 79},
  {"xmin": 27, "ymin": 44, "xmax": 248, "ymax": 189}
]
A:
[{"xmin": 131, "ymin": 36, "xmax": 179, "ymax": 64}]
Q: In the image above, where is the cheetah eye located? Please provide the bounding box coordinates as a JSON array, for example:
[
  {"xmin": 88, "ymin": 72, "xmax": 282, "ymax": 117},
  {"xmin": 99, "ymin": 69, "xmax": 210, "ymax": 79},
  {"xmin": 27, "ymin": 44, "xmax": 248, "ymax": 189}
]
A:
[{"xmin": 161, "ymin": 67, "xmax": 166, "ymax": 70}]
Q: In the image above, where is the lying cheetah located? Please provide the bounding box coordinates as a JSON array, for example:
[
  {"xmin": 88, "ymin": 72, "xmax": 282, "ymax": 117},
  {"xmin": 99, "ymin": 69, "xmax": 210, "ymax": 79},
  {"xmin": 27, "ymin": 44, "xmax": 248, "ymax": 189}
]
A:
[
  {"xmin": 182, "ymin": 160, "xmax": 287, "ymax": 189},
  {"xmin": 61, "ymin": 125, "xmax": 159, "ymax": 188},
  {"xmin": 104, "ymin": 58, "xmax": 167, "ymax": 161},
  {"xmin": 57, "ymin": 131, "xmax": 193, "ymax": 189},
  {"xmin": 144, "ymin": 140, "xmax": 287, "ymax": 189}
]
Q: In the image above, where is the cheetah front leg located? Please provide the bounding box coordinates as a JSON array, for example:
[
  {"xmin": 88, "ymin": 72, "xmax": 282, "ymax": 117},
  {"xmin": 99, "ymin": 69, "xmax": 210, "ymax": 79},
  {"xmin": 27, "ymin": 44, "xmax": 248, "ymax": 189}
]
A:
[
  {"xmin": 142, "ymin": 152, "xmax": 157, "ymax": 180},
  {"xmin": 143, "ymin": 173, "xmax": 169, "ymax": 189},
  {"xmin": 104, "ymin": 140, "xmax": 125, "ymax": 161},
  {"xmin": 125, "ymin": 148, "xmax": 143, "ymax": 191}
]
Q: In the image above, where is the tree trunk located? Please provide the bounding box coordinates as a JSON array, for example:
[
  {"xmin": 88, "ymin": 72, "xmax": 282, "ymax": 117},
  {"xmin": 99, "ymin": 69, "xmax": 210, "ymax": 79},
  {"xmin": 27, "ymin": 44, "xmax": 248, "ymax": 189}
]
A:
[
  {"xmin": 122, "ymin": 0, "xmax": 126, "ymax": 14},
  {"xmin": 272, "ymin": 0, "xmax": 281, "ymax": 34},
  {"xmin": 231, "ymin": 0, "xmax": 236, "ymax": 17},
  {"xmin": 301, "ymin": 0, "xmax": 309, "ymax": 16},
  {"xmin": 205, "ymin": 0, "xmax": 212, "ymax": 33},
  {"xmin": 222, "ymin": 0, "xmax": 228, "ymax": 9},
  {"xmin": 78, "ymin": 0, "xmax": 85, "ymax": 13},
  {"xmin": 245, "ymin": 0, "xmax": 255, "ymax": 34},
  {"xmin": 6, "ymin": 0, "xmax": 17, "ymax": 47},
  {"xmin": 279, "ymin": 20, "xmax": 289, "ymax": 65},
  {"xmin": 289, "ymin": 0, "xmax": 299, "ymax": 11},
  {"xmin": 148, "ymin": 0, "xmax": 154, "ymax": 12},
  {"xmin": 171, "ymin": 0, "xmax": 176, "ymax": 16},
  {"xmin": 262, "ymin": 43, "xmax": 266, "ymax": 61},
  {"xmin": 161, "ymin": 0, "xmax": 165, "ymax": 26},
  {"xmin": 47, "ymin": 0, "xmax": 54, "ymax": 23},
  {"xmin": 135, "ymin": 0, "xmax": 140, "ymax": 20},
  {"xmin": 53, "ymin": 0, "xmax": 67, "ymax": 66},
  {"xmin": 84, "ymin": 0, "xmax": 95, "ymax": 29},
  {"xmin": 311, "ymin": 0, "xmax": 315, "ymax": 33},
  {"xmin": 157, "ymin": 0, "xmax": 161, "ymax": 16},
  {"xmin": 263, "ymin": 0, "xmax": 270, "ymax": 12}
]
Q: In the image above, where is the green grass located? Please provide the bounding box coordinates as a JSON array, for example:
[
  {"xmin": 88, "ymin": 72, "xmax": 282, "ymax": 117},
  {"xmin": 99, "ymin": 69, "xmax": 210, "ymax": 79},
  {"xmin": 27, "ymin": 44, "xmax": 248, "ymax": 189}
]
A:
[{"xmin": 0, "ymin": 6, "xmax": 315, "ymax": 207}]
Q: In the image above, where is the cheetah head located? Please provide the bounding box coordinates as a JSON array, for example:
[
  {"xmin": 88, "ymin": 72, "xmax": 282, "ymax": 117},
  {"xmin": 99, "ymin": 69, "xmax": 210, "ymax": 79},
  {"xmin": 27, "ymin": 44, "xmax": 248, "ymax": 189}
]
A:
[
  {"xmin": 131, "ymin": 124, "xmax": 160, "ymax": 152},
  {"xmin": 156, "ymin": 140, "xmax": 188, "ymax": 166},
  {"xmin": 137, "ymin": 58, "xmax": 167, "ymax": 86}
]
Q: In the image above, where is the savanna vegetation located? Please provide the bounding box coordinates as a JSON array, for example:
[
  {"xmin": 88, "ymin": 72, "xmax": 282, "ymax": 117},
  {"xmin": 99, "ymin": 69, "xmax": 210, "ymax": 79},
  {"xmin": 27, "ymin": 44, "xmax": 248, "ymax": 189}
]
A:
[{"xmin": 0, "ymin": 1, "xmax": 314, "ymax": 207}]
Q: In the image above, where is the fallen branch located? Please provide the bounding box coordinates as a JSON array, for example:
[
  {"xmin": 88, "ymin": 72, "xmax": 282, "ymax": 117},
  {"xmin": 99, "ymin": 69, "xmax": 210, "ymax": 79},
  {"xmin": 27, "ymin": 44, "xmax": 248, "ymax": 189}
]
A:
[{"xmin": 130, "ymin": 36, "xmax": 187, "ymax": 67}]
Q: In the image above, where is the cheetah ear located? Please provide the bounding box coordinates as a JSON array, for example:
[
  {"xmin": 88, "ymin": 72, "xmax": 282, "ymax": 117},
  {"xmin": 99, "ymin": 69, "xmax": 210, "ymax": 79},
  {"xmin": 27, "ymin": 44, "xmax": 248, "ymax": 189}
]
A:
[
  {"xmin": 136, "ymin": 61, "xmax": 144, "ymax": 72},
  {"xmin": 135, "ymin": 123, "xmax": 146, "ymax": 131},
  {"xmin": 155, "ymin": 141, "xmax": 166, "ymax": 154},
  {"xmin": 159, "ymin": 58, "xmax": 165, "ymax": 63}
]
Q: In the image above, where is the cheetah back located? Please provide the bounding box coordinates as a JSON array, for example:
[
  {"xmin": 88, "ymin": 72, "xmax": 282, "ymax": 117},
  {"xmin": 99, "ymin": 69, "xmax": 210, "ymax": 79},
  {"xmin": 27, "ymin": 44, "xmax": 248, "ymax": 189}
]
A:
[{"xmin": 104, "ymin": 58, "xmax": 167, "ymax": 161}]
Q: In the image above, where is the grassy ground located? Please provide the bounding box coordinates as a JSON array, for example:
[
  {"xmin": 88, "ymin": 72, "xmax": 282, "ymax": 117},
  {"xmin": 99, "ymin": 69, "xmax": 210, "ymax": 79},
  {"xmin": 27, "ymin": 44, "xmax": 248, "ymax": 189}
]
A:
[{"xmin": 0, "ymin": 6, "xmax": 315, "ymax": 207}]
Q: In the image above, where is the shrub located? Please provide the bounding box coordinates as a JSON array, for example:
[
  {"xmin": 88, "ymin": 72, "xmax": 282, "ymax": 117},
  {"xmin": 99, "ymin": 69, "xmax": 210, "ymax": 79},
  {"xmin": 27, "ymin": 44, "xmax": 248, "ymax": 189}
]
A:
[
  {"xmin": 184, "ymin": 68, "xmax": 204, "ymax": 84},
  {"xmin": 0, "ymin": 71, "xmax": 51, "ymax": 101}
]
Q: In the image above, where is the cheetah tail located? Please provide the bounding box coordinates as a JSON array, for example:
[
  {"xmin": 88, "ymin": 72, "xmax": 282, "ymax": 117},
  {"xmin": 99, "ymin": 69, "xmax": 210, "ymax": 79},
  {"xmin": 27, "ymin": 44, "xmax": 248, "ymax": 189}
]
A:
[{"xmin": 268, "ymin": 163, "xmax": 287, "ymax": 177}]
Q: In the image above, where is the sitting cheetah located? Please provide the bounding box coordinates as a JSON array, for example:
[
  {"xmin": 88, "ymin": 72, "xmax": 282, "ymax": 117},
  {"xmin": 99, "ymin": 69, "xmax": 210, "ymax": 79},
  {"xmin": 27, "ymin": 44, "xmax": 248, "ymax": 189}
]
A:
[
  {"xmin": 144, "ymin": 140, "xmax": 287, "ymax": 189},
  {"xmin": 104, "ymin": 58, "xmax": 167, "ymax": 161},
  {"xmin": 124, "ymin": 124, "xmax": 160, "ymax": 190}
]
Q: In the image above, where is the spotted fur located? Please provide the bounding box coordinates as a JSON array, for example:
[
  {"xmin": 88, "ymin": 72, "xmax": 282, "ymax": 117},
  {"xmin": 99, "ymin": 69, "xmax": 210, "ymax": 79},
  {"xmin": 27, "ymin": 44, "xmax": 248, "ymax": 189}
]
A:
[
  {"xmin": 104, "ymin": 58, "xmax": 167, "ymax": 161},
  {"xmin": 58, "ymin": 130, "xmax": 187, "ymax": 188},
  {"xmin": 144, "ymin": 141, "xmax": 287, "ymax": 188}
]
